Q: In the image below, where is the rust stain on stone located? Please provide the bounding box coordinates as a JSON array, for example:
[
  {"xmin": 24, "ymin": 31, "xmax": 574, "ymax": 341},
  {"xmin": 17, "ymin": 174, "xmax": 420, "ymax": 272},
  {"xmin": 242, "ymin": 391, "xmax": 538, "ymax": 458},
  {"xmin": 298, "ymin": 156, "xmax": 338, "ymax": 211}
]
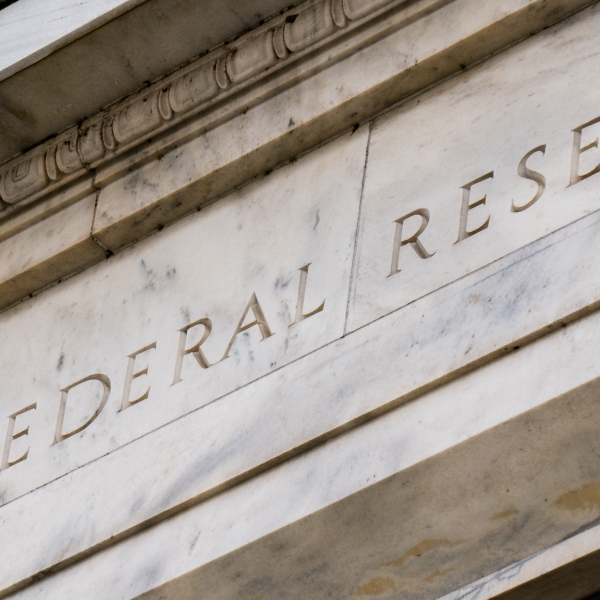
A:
[
  {"xmin": 383, "ymin": 539, "xmax": 463, "ymax": 568},
  {"xmin": 356, "ymin": 578, "xmax": 397, "ymax": 596},
  {"xmin": 425, "ymin": 567, "xmax": 455, "ymax": 583},
  {"xmin": 491, "ymin": 508, "xmax": 519, "ymax": 521},
  {"xmin": 555, "ymin": 483, "xmax": 600, "ymax": 512}
]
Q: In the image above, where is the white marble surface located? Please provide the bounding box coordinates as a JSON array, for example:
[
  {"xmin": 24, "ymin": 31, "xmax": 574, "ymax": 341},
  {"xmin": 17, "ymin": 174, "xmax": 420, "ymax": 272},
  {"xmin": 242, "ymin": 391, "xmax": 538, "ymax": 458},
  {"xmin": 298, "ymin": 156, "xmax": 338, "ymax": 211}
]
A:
[
  {"xmin": 2, "ymin": 3, "xmax": 600, "ymax": 598},
  {"xmin": 348, "ymin": 2, "xmax": 600, "ymax": 331},
  {"xmin": 0, "ymin": 192, "xmax": 105, "ymax": 307},
  {"xmin": 0, "ymin": 193, "xmax": 95, "ymax": 284},
  {"xmin": 0, "ymin": 0, "xmax": 146, "ymax": 81},
  {"xmin": 0, "ymin": 127, "xmax": 367, "ymax": 504},
  {"xmin": 8, "ymin": 276, "xmax": 600, "ymax": 600},
  {"xmin": 5, "ymin": 202, "xmax": 600, "ymax": 593}
]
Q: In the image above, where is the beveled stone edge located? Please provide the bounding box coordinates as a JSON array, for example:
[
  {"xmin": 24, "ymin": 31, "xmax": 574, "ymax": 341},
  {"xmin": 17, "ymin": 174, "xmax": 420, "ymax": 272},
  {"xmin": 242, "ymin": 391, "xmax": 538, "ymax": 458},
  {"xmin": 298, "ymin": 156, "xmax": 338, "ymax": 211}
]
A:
[{"xmin": 0, "ymin": 0, "xmax": 411, "ymax": 213}]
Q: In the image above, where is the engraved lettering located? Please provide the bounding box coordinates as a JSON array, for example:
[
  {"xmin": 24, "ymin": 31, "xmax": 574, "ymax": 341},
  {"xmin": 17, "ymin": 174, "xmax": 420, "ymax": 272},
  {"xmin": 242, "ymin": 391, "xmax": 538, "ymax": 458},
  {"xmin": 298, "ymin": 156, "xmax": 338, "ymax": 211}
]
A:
[
  {"xmin": 1, "ymin": 404, "xmax": 36, "ymax": 471},
  {"xmin": 512, "ymin": 145, "xmax": 547, "ymax": 212},
  {"xmin": 120, "ymin": 342, "xmax": 157, "ymax": 411},
  {"xmin": 172, "ymin": 318, "xmax": 214, "ymax": 385},
  {"xmin": 289, "ymin": 263, "xmax": 325, "ymax": 326},
  {"xmin": 570, "ymin": 116, "xmax": 600, "ymax": 186},
  {"xmin": 389, "ymin": 209, "xmax": 435, "ymax": 277},
  {"xmin": 456, "ymin": 171, "xmax": 494, "ymax": 243},
  {"xmin": 222, "ymin": 293, "xmax": 274, "ymax": 360},
  {"xmin": 53, "ymin": 374, "xmax": 111, "ymax": 444}
]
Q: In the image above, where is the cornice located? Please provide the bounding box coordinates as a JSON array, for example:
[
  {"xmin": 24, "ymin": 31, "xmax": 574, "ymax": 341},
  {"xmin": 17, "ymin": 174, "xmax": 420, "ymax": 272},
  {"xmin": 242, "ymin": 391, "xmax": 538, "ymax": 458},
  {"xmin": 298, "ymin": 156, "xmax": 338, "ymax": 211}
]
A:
[{"xmin": 0, "ymin": 0, "xmax": 410, "ymax": 214}]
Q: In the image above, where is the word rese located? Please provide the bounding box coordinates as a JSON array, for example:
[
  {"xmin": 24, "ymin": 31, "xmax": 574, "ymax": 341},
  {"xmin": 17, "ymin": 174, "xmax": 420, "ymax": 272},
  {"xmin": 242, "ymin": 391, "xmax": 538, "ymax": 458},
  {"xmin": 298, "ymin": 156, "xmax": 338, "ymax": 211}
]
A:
[{"xmin": 389, "ymin": 115, "xmax": 600, "ymax": 275}]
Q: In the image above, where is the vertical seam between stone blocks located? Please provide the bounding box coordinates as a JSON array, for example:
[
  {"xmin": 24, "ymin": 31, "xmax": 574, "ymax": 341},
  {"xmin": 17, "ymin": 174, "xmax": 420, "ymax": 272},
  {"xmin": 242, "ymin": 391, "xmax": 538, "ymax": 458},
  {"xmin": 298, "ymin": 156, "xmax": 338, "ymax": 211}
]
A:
[
  {"xmin": 90, "ymin": 190, "xmax": 112, "ymax": 256},
  {"xmin": 75, "ymin": 124, "xmax": 112, "ymax": 257},
  {"xmin": 344, "ymin": 120, "xmax": 373, "ymax": 337}
]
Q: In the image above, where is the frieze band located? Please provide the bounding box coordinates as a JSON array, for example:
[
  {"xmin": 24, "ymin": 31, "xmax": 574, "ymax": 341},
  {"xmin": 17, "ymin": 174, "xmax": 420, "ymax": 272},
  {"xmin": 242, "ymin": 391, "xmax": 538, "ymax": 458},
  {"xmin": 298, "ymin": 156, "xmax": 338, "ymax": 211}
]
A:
[{"xmin": 0, "ymin": 262, "xmax": 325, "ymax": 471}]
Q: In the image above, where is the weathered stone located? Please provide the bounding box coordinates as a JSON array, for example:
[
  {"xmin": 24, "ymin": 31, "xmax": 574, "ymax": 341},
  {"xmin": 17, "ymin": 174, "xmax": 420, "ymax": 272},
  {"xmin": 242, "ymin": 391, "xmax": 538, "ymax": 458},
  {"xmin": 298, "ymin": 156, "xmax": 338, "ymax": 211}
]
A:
[{"xmin": 1, "ymin": 1, "xmax": 600, "ymax": 600}]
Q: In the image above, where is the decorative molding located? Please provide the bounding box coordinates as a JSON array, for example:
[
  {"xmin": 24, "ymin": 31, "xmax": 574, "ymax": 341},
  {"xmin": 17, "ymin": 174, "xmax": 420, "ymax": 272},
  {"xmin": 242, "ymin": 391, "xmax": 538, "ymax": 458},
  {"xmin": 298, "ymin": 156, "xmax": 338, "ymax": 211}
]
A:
[{"xmin": 0, "ymin": 0, "xmax": 407, "ymax": 214}]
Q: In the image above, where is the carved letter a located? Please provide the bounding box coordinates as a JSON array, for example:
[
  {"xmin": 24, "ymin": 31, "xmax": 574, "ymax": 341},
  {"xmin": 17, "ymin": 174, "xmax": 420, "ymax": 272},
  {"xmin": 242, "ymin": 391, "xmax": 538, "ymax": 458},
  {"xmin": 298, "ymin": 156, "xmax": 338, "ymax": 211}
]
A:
[{"xmin": 221, "ymin": 293, "xmax": 274, "ymax": 361}]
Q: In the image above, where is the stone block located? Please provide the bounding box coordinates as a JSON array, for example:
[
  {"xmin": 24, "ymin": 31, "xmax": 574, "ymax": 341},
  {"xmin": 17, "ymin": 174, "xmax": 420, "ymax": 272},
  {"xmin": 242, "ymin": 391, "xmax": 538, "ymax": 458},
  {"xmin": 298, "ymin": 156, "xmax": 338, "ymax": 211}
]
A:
[
  {"xmin": 349, "ymin": 2, "xmax": 600, "ymax": 331},
  {"xmin": 0, "ymin": 192, "xmax": 104, "ymax": 311},
  {"xmin": 0, "ymin": 127, "xmax": 367, "ymax": 506}
]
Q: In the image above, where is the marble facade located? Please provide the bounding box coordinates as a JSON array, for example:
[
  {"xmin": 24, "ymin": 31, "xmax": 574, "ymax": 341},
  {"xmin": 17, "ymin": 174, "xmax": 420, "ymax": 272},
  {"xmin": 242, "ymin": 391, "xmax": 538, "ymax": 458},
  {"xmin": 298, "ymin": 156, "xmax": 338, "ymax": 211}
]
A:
[{"xmin": 2, "ymin": 0, "xmax": 600, "ymax": 599}]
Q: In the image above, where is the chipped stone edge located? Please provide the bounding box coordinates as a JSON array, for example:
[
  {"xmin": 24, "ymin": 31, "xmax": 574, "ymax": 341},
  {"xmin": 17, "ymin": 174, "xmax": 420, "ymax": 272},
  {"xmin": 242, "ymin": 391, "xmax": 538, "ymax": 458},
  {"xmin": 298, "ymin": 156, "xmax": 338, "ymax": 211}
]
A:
[{"xmin": 439, "ymin": 520, "xmax": 600, "ymax": 600}]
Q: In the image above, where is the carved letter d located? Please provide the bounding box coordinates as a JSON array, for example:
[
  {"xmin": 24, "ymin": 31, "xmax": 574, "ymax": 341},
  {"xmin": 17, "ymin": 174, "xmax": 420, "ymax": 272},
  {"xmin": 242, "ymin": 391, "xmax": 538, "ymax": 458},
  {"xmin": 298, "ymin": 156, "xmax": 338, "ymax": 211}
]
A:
[{"xmin": 53, "ymin": 374, "xmax": 111, "ymax": 445}]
